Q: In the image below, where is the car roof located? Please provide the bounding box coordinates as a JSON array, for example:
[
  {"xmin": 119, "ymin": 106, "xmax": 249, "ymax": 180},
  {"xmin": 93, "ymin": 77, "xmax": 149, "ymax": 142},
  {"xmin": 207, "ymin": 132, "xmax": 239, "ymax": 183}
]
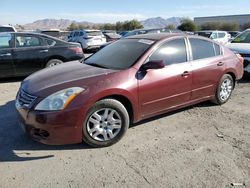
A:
[{"xmin": 126, "ymin": 33, "xmax": 187, "ymax": 41}]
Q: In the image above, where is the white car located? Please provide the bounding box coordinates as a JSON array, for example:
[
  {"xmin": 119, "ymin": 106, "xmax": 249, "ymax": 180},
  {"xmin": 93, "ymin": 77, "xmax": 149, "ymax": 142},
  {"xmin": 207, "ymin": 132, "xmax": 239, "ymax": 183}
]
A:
[
  {"xmin": 226, "ymin": 29, "xmax": 250, "ymax": 74},
  {"xmin": 68, "ymin": 29, "xmax": 106, "ymax": 50},
  {"xmin": 195, "ymin": 30, "xmax": 231, "ymax": 45},
  {"xmin": 0, "ymin": 25, "xmax": 17, "ymax": 32}
]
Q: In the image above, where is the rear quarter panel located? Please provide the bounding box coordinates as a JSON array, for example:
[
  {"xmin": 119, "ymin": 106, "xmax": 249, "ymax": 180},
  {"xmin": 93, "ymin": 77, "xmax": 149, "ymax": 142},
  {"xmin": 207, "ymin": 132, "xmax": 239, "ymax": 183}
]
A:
[{"xmin": 223, "ymin": 46, "xmax": 244, "ymax": 80}]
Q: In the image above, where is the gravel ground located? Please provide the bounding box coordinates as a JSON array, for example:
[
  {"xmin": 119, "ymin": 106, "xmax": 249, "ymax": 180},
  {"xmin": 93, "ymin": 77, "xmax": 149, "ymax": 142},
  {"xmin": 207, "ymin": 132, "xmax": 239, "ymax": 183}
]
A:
[{"xmin": 0, "ymin": 76, "xmax": 249, "ymax": 188}]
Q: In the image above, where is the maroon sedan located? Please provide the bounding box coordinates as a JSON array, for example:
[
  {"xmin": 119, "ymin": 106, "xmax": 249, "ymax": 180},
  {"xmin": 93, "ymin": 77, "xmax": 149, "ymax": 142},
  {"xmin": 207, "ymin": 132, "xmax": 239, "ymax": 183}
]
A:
[{"xmin": 16, "ymin": 33, "xmax": 244, "ymax": 147}]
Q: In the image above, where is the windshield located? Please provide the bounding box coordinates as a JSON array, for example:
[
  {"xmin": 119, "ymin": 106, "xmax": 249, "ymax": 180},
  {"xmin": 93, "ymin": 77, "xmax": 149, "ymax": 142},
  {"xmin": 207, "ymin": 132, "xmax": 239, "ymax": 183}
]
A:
[
  {"xmin": 85, "ymin": 38, "xmax": 155, "ymax": 70},
  {"xmin": 86, "ymin": 31, "xmax": 102, "ymax": 36},
  {"xmin": 0, "ymin": 27, "xmax": 14, "ymax": 32},
  {"xmin": 41, "ymin": 31, "xmax": 60, "ymax": 37},
  {"xmin": 232, "ymin": 31, "xmax": 250, "ymax": 43},
  {"xmin": 196, "ymin": 32, "xmax": 212, "ymax": 38}
]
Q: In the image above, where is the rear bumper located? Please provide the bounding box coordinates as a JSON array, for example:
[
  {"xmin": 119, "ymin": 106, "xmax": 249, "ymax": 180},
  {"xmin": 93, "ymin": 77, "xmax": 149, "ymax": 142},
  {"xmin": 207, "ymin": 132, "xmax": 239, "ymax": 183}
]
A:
[{"xmin": 16, "ymin": 106, "xmax": 84, "ymax": 145}]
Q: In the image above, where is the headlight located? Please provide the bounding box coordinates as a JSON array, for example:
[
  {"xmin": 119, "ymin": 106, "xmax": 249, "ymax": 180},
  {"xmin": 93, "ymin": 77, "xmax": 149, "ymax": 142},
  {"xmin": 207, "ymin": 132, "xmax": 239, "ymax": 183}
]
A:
[{"xmin": 35, "ymin": 87, "xmax": 84, "ymax": 111}]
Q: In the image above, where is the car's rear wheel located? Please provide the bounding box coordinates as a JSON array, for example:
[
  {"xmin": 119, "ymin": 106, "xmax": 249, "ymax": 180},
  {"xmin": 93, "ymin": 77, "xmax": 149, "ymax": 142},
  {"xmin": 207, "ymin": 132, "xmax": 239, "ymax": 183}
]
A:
[
  {"xmin": 82, "ymin": 99, "xmax": 129, "ymax": 147},
  {"xmin": 212, "ymin": 74, "xmax": 234, "ymax": 105},
  {"xmin": 46, "ymin": 59, "xmax": 63, "ymax": 68}
]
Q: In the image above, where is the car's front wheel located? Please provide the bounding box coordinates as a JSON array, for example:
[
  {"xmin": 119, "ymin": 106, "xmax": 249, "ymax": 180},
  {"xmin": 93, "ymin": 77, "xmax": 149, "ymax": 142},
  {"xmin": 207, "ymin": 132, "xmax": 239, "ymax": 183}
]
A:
[
  {"xmin": 212, "ymin": 74, "xmax": 234, "ymax": 105},
  {"xmin": 82, "ymin": 99, "xmax": 129, "ymax": 147}
]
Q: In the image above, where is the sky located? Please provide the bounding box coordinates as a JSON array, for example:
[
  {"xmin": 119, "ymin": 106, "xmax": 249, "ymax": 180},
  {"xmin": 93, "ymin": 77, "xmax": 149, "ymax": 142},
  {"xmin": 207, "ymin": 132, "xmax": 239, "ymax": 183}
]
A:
[{"xmin": 1, "ymin": 0, "xmax": 249, "ymax": 25}]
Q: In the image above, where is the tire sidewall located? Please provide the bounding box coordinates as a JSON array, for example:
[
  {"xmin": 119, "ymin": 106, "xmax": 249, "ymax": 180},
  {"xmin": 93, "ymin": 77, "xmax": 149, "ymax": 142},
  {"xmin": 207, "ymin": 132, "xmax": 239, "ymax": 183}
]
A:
[
  {"xmin": 82, "ymin": 99, "xmax": 129, "ymax": 147},
  {"xmin": 46, "ymin": 59, "xmax": 63, "ymax": 68},
  {"xmin": 215, "ymin": 74, "xmax": 234, "ymax": 105}
]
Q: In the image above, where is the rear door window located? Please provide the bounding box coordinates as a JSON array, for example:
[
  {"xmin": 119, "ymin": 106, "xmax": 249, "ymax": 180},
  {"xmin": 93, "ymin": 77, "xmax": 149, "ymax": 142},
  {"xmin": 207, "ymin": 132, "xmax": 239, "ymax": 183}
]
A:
[
  {"xmin": 149, "ymin": 38, "xmax": 187, "ymax": 65},
  {"xmin": 73, "ymin": 31, "xmax": 79, "ymax": 37},
  {"xmin": 16, "ymin": 35, "xmax": 43, "ymax": 47},
  {"xmin": 0, "ymin": 33, "xmax": 13, "ymax": 48},
  {"xmin": 218, "ymin": 32, "xmax": 226, "ymax": 38},
  {"xmin": 189, "ymin": 38, "xmax": 216, "ymax": 60}
]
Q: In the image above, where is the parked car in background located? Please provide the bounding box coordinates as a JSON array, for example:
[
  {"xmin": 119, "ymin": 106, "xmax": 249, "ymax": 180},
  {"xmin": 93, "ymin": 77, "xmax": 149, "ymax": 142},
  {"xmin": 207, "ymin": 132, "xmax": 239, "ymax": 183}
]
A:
[
  {"xmin": 228, "ymin": 31, "xmax": 241, "ymax": 39},
  {"xmin": 226, "ymin": 29, "xmax": 250, "ymax": 74},
  {"xmin": 103, "ymin": 33, "xmax": 121, "ymax": 42},
  {"xmin": 15, "ymin": 33, "xmax": 243, "ymax": 147},
  {"xmin": 40, "ymin": 29, "xmax": 70, "ymax": 41},
  {"xmin": 195, "ymin": 31, "xmax": 231, "ymax": 44},
  {"xmin": 118, "ymin": 31, "xmax": 129, "ymax": 37},
  {"xmin": 123, "ymin": 28, "xmax": 182, "ymax": 38},
  {"xmin": 0, "ymin": 25, "xmax": 16, "ymax": 32},
  {"xmin": 123, "ymin": 28, "xmax": 162, "ymax": 37},
  {"xmin": 68, "ymin": 29, "xmax": 106, "ymax": 51},
  {"xmin": 0, "ymin": 32, "xmax": 84, "ymax": 78}
]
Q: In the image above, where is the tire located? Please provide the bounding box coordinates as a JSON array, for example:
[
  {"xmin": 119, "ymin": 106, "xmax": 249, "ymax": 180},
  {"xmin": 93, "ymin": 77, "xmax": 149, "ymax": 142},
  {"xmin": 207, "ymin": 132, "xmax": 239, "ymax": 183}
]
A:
[
  {"xmin": 46, "ymin": 59, "xmax": 63, "ymax": 68},
  {"xmin": 82, "ymin": 99, "xmax": 129, "ymax": 147},
  {"xmin": 212, "ymin": 74, "xmax": 234, "ymax": 105}
]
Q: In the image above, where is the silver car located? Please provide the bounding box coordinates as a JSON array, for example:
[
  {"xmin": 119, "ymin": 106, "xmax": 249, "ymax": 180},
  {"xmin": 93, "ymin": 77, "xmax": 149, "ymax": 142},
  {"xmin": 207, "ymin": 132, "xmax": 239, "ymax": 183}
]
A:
[
  {"xmin": 226, "ymin": 29, "xmax": 250, "ymax": 74},
  {"xmin": 68, "ymin": 29, "xmax": 106, "ymax": 50}
]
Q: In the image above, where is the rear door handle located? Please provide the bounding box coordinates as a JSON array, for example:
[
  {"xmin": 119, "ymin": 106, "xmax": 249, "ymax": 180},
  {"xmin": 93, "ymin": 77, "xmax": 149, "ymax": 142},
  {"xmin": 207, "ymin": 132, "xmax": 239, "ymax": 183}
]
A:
[
  {"xmin": 217, "ymin": 62, "xmax": 224, "ymax": 66},
  {"xmin": 39, "ymin": 49, "xmax": 48, "ymax": 53},
  {"xmin": 0, "ymin": 53, "xmax": 11, "ymax": 57},
  {"xmin": 182, "ymin": 71, "xmax": 190, "ymax": 77}
]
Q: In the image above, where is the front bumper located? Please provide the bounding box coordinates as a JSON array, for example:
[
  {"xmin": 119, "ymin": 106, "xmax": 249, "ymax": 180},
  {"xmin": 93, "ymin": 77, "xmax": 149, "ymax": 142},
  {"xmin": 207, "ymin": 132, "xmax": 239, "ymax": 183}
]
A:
[
  {"xmin": 16, "ymin": 106, "xmax": 84, "ymax": 145},
  {"xmin": 243, "ymin": 58, "xmax": 250, "ymax": 73}
]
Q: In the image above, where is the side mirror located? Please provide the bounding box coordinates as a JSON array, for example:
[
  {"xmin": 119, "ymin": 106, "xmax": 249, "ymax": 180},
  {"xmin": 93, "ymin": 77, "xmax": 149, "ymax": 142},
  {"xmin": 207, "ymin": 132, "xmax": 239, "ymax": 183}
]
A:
[{"xmin": 141, "ymin": 60, "xmax": 165, "ymax": 70}]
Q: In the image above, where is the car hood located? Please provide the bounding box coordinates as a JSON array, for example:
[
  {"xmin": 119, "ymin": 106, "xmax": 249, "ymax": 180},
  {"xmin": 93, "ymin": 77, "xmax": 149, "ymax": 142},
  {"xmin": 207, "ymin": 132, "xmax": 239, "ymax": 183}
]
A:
[
  {"xmin": 21, "ymin": 61, "xmax": 118, "ymax": 96},
  {"xmin": 226, "ymin": 43, "xmax": 250, "ymax": 54}
]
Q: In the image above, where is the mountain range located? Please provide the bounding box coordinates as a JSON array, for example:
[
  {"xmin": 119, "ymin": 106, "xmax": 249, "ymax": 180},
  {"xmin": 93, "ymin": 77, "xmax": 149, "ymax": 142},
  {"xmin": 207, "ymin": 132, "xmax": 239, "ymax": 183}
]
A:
[{"xmin": 21, "ymin": 17, "xmax": 182, "ymax": 30}]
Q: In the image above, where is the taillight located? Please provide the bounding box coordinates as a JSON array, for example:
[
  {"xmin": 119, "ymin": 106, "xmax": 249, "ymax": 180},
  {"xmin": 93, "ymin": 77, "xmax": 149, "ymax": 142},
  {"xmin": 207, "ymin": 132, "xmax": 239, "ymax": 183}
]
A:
[
  {"xmin": 70, "ymin": 47, "xmax": 83, "ymax": 55},
  {"xmin": 236, "ymin": 53, "xmax": 244, "ymax": 64}
]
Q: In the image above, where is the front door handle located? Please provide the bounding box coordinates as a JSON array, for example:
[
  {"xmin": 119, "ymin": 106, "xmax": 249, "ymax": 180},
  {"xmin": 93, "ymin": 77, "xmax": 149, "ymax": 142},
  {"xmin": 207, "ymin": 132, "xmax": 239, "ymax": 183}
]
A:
[
  {"xmin": 0, "ymin": 53, "xmax": 11, "ymax": 57},
  {"xmin": 182, "ymin": 71, "xmax": 190, "ymax": 77},
  {"xmin": 217, "ymin": 62, "xmax": 224, "ymax": 66},
  {"xmin": 39, "ymin": 49, "xmax": 48, "ymax": 53}
]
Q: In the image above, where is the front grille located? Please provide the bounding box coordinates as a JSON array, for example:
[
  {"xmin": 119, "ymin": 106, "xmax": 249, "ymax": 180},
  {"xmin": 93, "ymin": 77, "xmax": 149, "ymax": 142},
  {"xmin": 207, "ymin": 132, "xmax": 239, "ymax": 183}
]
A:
[{"xmin": 16, "ymin": 89, "xmax": 37, "ymax": 108}]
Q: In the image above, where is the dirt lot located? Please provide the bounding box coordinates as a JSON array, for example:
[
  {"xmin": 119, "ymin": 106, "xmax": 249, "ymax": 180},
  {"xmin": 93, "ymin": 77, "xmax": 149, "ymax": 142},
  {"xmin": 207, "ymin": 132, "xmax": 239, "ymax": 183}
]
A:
[{"xmin": 0, "ymin": 76, "xmax": 249, "ymax": 188}]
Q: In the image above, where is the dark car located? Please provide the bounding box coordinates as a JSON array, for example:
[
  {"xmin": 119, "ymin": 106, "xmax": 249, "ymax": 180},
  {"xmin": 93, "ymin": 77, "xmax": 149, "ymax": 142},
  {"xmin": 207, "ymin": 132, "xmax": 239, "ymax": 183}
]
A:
[
  {"xmin": 0, "ymin": 32, "xmax": 84, "ymax": 78},
  {"xmin": 16, "ymin": 33, "xmax": 243, "ymax": 147},
  {"xmin": 102, "ymin": 31, "xmax": 121, "ymax": 42}
]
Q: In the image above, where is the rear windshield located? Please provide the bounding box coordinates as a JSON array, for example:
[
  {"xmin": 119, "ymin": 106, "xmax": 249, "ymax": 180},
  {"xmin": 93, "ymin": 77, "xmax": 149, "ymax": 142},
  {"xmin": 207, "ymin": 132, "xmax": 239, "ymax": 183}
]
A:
[
  {"xmin": 41, "ymin": 31, "xmax": 60, "ymax": 37},
  {"xmin": 196, "ymin": 32, "xmax": 212, "ymax": 38},
  {"xmin": 86, "ymin": 31, "xmax": 102, "ymax": 36},
  {"xmin": 85, "ymin": 38, "xmax": 155, "ymax": 70},
  {"xmin": 0, "ymin": 27, "xmax": 15, "ymax": 32}
]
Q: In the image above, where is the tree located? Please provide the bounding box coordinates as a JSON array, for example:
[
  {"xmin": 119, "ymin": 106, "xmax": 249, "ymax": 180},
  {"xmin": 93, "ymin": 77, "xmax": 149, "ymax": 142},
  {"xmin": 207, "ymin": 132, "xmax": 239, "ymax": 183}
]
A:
[
  {"xmin": 242, "ymin": 22, "xmax": 250, "ymax": 30},
  {"xmin": 121, "ymin": 19, "xmax": 143, "ymax": 31},
  {"xmin": 67, "ymin": 22, "xmax": 78, "ymax": 31},
  {"xmin": 78, "ymin": 24, "xmax": 90, "ymax": 29},
  {"xmin": 178, "ymin": 19, "xmax": 197, "ymax": 32},
  {"xmin": 115, "ymin": 21, "xmax": 123, "ymax": 31},
  {"xmin": 165, "ymin": 24, "xmax": 176, "ymax": 30},
  {"xmin": 220, "ymin": 22, "xmax": 239, "ymax": 31},
  {"xmin": 200, "ymin": 22, "xmax": 221, "ymax": 30},
  {"xmin": 101, "ymin": 23, "xmax": 116, "ymax": 30},
  {"xmin": 200, "ymin": 22, "xmax": 239, "ymax": 31}
]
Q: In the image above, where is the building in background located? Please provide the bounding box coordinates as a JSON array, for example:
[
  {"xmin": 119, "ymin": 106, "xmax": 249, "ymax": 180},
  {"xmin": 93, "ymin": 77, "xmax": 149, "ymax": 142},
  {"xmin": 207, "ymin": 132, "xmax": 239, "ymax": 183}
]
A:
[{"xmin": 194, "ymin": 14, "xmax": 250, "ymax": 30}]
